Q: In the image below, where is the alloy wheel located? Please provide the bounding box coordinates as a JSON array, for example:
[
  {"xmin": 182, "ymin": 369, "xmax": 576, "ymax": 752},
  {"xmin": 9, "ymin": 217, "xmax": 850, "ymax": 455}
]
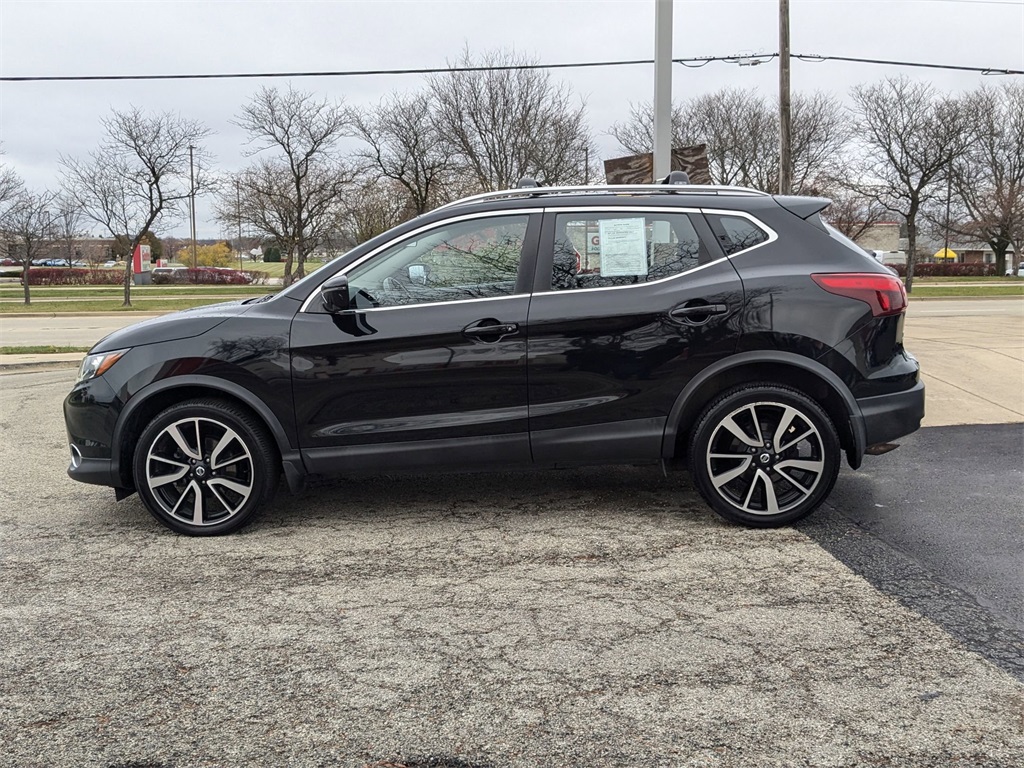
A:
[
  {"xmin": 705, "ymin": 400, "xmax": 827, "ymax": 516},
  {"xmin": 144, "ymin": 416, "xmax": 255, "ymax": 527}
]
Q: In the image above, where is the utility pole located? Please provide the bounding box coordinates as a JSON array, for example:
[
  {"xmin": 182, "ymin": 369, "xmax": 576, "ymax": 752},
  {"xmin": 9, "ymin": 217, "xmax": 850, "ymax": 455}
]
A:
[
  {"xmin": 653, "ymin": 0, "xmax": 673, "ymax": 182},
  {"xmin": 779, "ymin": 0, "xmax": 793, "ymax": 194},
  {"xmin": 188, "ymin": 145, "xmax": 198, "ymax": 275}
]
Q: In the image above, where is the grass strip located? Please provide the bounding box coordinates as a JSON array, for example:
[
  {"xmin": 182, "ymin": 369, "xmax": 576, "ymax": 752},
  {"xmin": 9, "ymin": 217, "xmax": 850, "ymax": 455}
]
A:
[
  {"xmin": 0, "ymin": 298, "xmax": 247, "ymax": 313},
  {"xmin": 0, "ymin": 345, "xmax": 91, "ymax": 355},
  {"xmin": 909, "ymin": 285, "xmax": 1024, "ymax": 297}
]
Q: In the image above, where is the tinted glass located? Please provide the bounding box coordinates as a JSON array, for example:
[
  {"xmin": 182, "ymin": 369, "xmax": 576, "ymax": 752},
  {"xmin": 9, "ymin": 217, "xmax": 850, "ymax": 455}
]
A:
[
  {"xmin": 346, "ymin": 215, "xmax": 529, "ymax": 308},
  {"xmin": 551, "ymin": 212, "xmax": 706, "ymax": 291},
  {"xmin": 706, "ymin": 214, "xmax": 769, "ymax": 255}
]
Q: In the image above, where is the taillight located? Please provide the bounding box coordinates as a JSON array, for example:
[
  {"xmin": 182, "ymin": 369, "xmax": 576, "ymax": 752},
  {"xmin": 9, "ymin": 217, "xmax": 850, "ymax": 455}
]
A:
[{"xmin": 811, "ymin": 273, "xmax": 907, "ymax": 317}]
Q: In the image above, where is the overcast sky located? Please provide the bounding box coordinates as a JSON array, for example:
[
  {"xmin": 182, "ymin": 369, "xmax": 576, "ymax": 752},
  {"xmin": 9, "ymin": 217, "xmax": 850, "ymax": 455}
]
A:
[{"xmin": 1, "ymin": 0, "xmax": 1022, "ymax": 238}]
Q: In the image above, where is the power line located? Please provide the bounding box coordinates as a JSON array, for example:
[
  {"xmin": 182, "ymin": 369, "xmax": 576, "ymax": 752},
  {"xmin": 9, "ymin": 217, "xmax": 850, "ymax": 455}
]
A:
[
  {"xmin": 792, "ymin": 53, "xmax": 1022, "ymax": 76},
  {"xmin": 1, "ymin": 53, "xmax": 1020, "ymax": 83},
  {"xmin": 0, "ymin": 59, "xmax": 655, "ymax": 82}
]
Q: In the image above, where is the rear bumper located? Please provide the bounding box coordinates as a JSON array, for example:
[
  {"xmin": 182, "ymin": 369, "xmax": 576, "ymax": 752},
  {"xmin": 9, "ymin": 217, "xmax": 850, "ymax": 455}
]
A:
[{"xmin": 857, "ymin": 379, "xmax": 926, "ymax": 446}]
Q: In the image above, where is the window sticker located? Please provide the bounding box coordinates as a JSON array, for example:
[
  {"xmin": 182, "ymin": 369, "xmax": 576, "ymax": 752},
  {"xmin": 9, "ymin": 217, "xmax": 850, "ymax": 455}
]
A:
[{"xmin": 598, "ymin": 218, "xmax": 648, "ymax": 277}]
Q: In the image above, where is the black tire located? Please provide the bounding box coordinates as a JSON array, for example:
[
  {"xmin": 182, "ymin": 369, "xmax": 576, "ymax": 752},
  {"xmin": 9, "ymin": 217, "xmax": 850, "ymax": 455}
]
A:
[
  {"xmin": 688, "ymin": 383, "xmax": 840, "ymax": 527},
  {"xmin": 132, "ymin": 398, "xmax": 278, "ymax": 535}
]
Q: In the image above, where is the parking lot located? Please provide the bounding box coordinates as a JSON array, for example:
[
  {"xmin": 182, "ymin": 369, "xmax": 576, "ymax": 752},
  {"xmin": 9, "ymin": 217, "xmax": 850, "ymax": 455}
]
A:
[{"xmin": 1, "ymin": 299, "xmax": 1022, "ymax": 767}]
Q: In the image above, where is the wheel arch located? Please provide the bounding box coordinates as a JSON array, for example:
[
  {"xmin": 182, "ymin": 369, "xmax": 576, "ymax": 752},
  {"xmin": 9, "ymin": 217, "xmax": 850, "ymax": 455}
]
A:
[
  {"xmin": 662, "ymin": 351, "xmax": 866, "ymax": 468},
  {"xmin": 111, "ymin": 376, "xmax": 305, "ymax": 492}
]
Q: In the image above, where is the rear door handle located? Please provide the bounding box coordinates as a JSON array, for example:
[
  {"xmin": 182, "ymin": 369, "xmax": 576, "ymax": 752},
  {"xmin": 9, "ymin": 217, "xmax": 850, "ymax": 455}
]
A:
[{"xmin": 669, "ymin": 303, "xmax": 728, "ymax": 323}]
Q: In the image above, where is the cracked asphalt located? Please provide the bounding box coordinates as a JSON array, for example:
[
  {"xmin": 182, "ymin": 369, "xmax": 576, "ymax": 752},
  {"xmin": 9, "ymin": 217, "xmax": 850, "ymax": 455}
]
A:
[{"xmin": 1, "ymin": 369, "xmax": 1023, "ymax": 767}]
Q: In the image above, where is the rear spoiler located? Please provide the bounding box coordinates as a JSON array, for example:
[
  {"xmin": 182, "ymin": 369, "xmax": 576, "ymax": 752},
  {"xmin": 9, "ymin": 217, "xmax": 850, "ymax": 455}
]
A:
[{"xmin": 773, "ymin": 196, "xmax": 831, "ymax": 219}]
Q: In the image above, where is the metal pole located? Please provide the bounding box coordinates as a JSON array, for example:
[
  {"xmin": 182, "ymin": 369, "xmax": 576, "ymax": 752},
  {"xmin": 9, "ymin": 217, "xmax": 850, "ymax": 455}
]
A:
[
  {"xmin": 943, "ymin": 164, "xmax": 952, "ymax": 262},
  {"xmin": 236, "ymin": 176, "xmax": 243, "ymax": 271},
  {"xmin": 188, "ymin": 145, "xmax": 197, "ymax": 275},
  {"xmin": 653, "ymin": 0, "xmax": 673, "ymax": 182},
  {"xmin": 779, "ymin": 0, "xmax": 792, "ymax": 194},
  {"xmin": 583, "ymin": 143, "xmax": 590, "ymax": 185}
]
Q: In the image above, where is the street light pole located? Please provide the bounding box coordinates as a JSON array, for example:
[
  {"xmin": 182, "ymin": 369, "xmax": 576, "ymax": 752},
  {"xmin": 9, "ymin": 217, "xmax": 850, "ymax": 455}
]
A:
[
  {"xmin": 779, "ymin": 0, "xmax": 793, "ymax": 194},
  {"xmin": 653, "ymin": 0, "xmax": 673, "ymax": 181},
  {"xmin": 188, "ymin": 145, "xmax": 198, "ymax": 275}
]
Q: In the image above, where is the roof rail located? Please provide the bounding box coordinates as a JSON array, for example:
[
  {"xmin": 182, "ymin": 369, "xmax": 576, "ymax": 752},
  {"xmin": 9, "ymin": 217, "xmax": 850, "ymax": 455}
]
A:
[{"xmin": 435, "ymin": 183, "xmax": 771, "ymax": 211}]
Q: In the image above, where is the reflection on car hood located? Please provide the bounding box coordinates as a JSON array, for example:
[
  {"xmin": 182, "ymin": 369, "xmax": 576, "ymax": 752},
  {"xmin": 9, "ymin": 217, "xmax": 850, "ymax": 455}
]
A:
[{"xmin": 91, "ymin": 300, "xmax": 251, "ymax": 352}]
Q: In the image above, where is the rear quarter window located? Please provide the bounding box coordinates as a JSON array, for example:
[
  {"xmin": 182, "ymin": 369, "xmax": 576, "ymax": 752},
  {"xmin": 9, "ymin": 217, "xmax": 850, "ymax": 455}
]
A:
[{"xmin": 705, "ymin": 214, "xmax": 770, "ymax": 256}]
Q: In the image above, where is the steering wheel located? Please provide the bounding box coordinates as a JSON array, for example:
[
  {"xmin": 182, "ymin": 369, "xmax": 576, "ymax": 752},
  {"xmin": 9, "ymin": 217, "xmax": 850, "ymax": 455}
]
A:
[{"xmin": 382, "ymin": 275, "xmax": 413, "ymax": 301}]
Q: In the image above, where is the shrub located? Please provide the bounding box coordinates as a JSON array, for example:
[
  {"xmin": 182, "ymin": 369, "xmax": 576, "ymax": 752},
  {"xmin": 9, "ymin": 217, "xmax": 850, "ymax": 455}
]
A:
[
  {"xmin": 25, "ymin": 268, "xmax": 125, "ymax": 285},
  {"xmin": 891, "ymin": 262, "xmax": 996, "ymax": 277}
]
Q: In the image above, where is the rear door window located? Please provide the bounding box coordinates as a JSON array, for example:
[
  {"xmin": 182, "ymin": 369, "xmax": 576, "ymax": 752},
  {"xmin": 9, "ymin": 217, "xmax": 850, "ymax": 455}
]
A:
[{"xmin": 549, "ymin": 211, "xmax": 712, "ymax": 291}]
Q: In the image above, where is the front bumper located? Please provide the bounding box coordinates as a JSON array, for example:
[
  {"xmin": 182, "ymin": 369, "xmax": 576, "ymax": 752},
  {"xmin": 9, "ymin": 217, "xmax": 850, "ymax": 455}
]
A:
[{"xmin": 67, "ymin": 454, "xmax": 121, "ymax": 487}]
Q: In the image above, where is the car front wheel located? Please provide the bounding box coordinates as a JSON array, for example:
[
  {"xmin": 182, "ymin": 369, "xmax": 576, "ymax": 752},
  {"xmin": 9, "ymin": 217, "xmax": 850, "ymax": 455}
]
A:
[
  {"xmin": 132, "ymin": 398, "xmax": 278, "ymax": 535},
  {"xmin": 688, "ymin": 384, "xmax": 840, "ymax": 527}
]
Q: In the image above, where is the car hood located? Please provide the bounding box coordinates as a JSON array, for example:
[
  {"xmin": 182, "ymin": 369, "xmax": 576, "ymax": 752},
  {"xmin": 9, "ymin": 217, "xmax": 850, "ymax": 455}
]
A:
[{"xmin": 91, "ymin": 300, "xmax": 252, "ymax": 352}]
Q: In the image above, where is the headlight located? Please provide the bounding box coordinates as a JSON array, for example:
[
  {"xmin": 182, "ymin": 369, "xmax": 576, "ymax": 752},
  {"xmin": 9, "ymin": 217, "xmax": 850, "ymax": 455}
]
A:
[{"xmin": 76, "ymin": 349, "xmax": 129, "ymax": 384}]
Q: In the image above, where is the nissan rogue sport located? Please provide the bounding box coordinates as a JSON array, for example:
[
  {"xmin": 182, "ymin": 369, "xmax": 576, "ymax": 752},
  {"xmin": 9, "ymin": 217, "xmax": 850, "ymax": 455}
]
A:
[{"xmin": 64, "ymin": 177, "xmax": 925, "ymax": 535}]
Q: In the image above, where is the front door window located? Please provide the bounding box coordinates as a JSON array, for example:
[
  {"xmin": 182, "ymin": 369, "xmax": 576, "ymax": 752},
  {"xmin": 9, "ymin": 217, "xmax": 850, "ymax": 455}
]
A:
[{"xmin": 346, "ymin": 215, "xmax": 530, "ymax": 308}]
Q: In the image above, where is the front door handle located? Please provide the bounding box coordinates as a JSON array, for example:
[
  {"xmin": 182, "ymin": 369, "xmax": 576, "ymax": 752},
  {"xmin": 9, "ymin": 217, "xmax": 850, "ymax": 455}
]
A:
[
  {"xmin": 669, "ymin": 302, "xmax": 728, "ymax": 324},
  {"xmin": 463, "ymin": 319, "xmax": 519, "ymax": 340}
]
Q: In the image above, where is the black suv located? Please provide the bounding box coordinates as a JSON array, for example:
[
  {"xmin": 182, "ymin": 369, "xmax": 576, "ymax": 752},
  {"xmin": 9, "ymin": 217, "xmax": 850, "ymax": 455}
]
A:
[{"xmin": 64, "ymin": 179, "xmax": 924, "ymax": 535}]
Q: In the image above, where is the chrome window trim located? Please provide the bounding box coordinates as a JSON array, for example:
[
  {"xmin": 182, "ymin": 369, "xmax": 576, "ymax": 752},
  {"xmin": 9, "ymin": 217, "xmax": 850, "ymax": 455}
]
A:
[
  {"xmin": 300, "ymin": 205, "xmax": 778, "ymax": 311},
  {"xmin": 530, "ymin": 206, "xmax": 777, "ymax": 297},
  {"xmin": 299, "ymin": 209, "xmax": 536, "ymax": 313},
  {"xmin": 349, "ymin": 293, "xmax": 528, "ymax": 314}
]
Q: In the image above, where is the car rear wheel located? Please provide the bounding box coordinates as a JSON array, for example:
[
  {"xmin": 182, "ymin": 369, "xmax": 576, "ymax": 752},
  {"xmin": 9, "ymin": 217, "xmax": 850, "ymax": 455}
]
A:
[
  {"xmin": 133, "ymin": 399, "xmax": 278, "ymax": 535},
  {"xmin": 688, "ymin": 384, "xmax": 840, "ymax": 527}
]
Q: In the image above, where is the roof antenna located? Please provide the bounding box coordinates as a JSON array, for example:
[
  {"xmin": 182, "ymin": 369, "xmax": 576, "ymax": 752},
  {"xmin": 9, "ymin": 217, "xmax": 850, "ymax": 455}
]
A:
[
  {"xmin": 661, "ymin": 171, "xmax": 690, "ymax": 185},
  {"xmin": 517, "ymin": 177, "xmax": 541, "ymax": 189}
]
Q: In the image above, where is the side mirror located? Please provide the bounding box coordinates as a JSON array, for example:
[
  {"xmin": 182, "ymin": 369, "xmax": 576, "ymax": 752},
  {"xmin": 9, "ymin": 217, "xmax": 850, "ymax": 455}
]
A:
[{"xmin": 321, "ymin": 275, "xmax": 351, "ymax": 313}]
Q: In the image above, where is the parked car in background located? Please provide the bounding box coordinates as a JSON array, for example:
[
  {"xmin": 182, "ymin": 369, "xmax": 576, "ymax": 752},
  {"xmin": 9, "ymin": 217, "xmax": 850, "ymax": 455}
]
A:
[{"xmin": 64, "ymin": 176, "xmax": 924, "ymax": 536}]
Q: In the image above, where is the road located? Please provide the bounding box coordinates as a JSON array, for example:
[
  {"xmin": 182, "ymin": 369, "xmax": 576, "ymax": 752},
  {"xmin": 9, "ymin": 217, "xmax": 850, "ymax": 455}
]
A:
[
  {"xmin": 0, "ymin": 369, "xmax": 1022, "ymax": 767},
  {"xmin": 0, "ymin": 312, "xmax": 163, "ymax": 347}
]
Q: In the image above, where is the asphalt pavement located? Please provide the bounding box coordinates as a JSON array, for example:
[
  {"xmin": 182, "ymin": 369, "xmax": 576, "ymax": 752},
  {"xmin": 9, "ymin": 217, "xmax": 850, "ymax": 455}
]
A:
[
  {"xmin": 2, "ymin": 369, "xmax": 1023, "ymax": 767},
  {"xmin": 0, "ymin": 299, "xmax": 1022, "ymax": 766}
]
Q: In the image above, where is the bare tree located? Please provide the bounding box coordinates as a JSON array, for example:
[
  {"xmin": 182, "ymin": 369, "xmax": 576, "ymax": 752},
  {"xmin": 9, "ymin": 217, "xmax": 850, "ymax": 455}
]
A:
[
  {"xmin": 349, "ymin": 92, "xmax": 453, "ymax": 215},
  {"xmin": 52, "ymin": 192, "xmax": 87, "ymax": 265},
  {"xmin": 338, "ymin": 176, "xmax": 414, "ymax": 247},
  {"xmin": 789, "ymin": 92, "xmax": 854, "ymax": 194},
  {"xmin": 227, "ymin": 86, "xmax": 352, "ymax": 284},
  {"xmin": 817, "ymin": 185, "xmax": 890, "ymax": 242},
  {"xmin": 0, "ymin": 161, "xmax": 22, "ymax": 211},
  {"xmin": 609, "ymin": 89, "xmax": 851, "ymax": 194},
  {"xmin": 850, "ymin": 77, "xmax": 976, "ymax": 292},
  {"xmin": 4, "ymin": 190, "xmax": 56, "ymax": 304},
  {"xmin": 61, "ymin": 107, "xmax": 211, "ymax": 306},
  {"xmin": 428, "ymin": 48, "xmax": 593, "ymax": 190},
  {"xmin": 608, "ymin": 102, "xmax": 686, "ymax": 157},
  {"xmin": 942, "ymin": 83, "xmax": 1024, "ymax": 275},
  {"xmin": 0, "ymin": 159, "xmax": 24, "ymax": 262}
]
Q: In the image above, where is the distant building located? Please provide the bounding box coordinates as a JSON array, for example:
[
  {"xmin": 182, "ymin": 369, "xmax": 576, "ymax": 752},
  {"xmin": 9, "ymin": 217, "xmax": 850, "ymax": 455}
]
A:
[{"xmin": 855, "ymin": 222, "xmax": 902, "ymax": 253}]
